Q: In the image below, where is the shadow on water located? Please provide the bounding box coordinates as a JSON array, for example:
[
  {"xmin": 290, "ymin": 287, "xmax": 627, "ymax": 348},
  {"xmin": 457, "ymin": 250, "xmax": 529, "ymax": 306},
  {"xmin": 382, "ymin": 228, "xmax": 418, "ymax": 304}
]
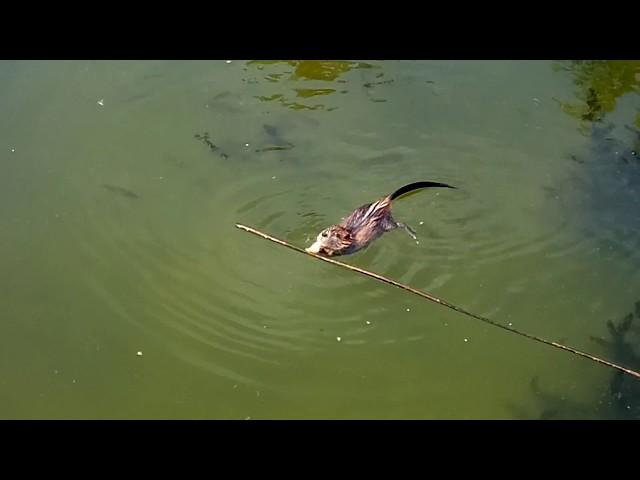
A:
[
  {"xmin": 508, "ymin": 301, "xmax": 640, "ymax": 419},
  {"xmin": 192, "ymin": 125, "xmax": 295, "ymax": 161},
  {"xmin": 101, "ymin": 184, "xmax": 140, "ymax": 200},
  {"xmin": 554, "ymin": 62, "xmax": 640, "ymax": 260},
  {"xmin": 510, "ymin": 62, "xmax": 640, "ymax": 419},
  {"xmin": 255, "ymin": 124, "xmax": 295, "ymax": 153}
]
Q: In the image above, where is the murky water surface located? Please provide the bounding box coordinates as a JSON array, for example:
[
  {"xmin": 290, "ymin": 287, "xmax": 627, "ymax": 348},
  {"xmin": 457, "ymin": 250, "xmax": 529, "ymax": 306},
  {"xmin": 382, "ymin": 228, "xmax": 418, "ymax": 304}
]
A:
[{"xmin": 1, "ymin": 60, "xmax": 639, "ymax": 418}]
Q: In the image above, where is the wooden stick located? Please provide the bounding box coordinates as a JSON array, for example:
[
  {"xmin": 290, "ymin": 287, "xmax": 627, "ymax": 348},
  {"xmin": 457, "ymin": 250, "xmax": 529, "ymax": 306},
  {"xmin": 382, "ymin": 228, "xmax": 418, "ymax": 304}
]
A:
[{"xmin": 235, "ymin": 223, "xmax": 640, "ymax": 380}]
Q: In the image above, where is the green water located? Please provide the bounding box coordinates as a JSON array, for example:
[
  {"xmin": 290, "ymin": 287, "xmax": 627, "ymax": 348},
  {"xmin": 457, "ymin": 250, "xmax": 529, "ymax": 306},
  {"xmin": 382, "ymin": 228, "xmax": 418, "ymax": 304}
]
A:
[{"xmin": 1, "ymin": 60, "xmax": 639, "ymax": 419}]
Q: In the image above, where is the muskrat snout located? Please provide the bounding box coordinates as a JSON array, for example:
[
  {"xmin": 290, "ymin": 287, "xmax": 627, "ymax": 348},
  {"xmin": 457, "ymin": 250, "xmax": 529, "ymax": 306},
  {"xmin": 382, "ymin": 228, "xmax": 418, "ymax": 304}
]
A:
[{"xmin": 305, "ymin": 242, "xmax": 322, "ymax": 254}]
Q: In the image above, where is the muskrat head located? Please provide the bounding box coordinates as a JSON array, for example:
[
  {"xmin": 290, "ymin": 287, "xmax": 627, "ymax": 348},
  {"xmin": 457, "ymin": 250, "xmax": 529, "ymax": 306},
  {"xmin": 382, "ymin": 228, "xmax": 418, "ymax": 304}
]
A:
[{"xmin": 305, "ymin": 225, "xmax": 353, "ymax": 256}]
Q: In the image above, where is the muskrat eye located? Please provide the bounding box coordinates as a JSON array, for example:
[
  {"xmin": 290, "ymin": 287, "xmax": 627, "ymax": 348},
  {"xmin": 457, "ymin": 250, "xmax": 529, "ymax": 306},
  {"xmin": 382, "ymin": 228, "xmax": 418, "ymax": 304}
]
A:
[{"xmin": 321, "ymin": 231, "xmax": 328, "ymax": 237}]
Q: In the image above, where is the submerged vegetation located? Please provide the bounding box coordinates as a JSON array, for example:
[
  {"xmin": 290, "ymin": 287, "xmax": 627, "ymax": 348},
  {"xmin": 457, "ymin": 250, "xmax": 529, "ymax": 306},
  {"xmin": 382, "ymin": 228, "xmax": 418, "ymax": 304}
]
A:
[
  {"xmin": 247, "ymin": 60, "xmax": 375, "ymax": 82},
  {"xmin": 246, "ymin": 60, "xmax": 380, "ymax": 111},
  {"xmin": 553, "ymin": 60, "xmax": 640, "ymax": 127}
]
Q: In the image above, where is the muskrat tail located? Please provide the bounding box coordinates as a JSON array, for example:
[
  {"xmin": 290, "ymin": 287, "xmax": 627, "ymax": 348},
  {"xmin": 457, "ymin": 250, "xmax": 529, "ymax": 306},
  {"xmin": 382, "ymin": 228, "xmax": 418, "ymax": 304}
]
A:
[{"xmin": 389, "ymin": 181, "xmax": 456, "ymax": 201}]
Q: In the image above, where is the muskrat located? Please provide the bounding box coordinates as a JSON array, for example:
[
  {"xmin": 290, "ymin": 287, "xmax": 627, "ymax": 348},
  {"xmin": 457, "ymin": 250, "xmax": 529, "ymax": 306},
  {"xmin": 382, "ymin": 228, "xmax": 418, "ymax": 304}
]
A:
[{"xmin": 306, "ymin": 181, "xmax": 456, "ymax": 256}]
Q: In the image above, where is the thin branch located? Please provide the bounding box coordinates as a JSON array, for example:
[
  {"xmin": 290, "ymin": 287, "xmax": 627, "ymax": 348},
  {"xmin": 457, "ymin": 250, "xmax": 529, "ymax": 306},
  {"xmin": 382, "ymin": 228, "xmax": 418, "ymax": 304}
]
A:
[{"xmin": 236, "ymin": 223, "xmax": 640, "ymax": 380}]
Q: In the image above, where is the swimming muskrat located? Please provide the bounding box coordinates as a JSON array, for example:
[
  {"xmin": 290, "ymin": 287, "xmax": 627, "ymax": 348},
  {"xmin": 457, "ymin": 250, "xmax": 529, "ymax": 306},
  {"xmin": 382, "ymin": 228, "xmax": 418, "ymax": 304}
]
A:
[{"xmin": 306, "ymin": 181, "xmax": 455, "ymax": 256}]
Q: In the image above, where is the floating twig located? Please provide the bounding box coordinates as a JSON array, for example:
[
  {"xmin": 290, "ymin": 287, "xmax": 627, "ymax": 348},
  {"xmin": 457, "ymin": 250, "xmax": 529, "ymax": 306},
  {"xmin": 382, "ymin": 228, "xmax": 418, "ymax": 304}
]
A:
[{"xmin": 235, "ymin": 223, "xmax": 640, "ymax": 380}]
